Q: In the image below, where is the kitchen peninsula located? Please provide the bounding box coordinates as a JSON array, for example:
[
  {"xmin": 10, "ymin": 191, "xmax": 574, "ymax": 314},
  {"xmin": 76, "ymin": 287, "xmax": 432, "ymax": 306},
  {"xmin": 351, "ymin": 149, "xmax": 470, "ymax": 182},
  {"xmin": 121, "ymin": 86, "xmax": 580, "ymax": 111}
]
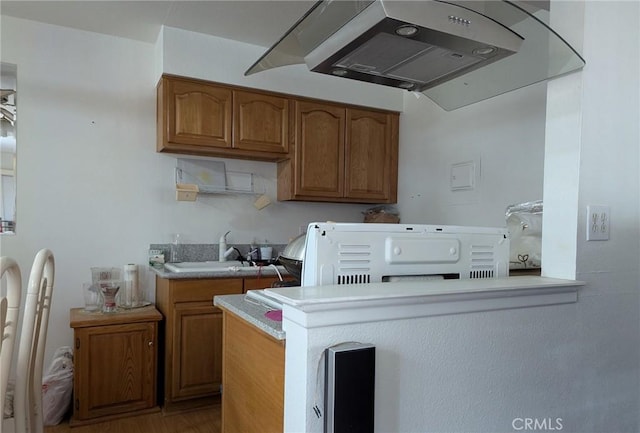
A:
[
  {"xmin": 216, "ymin": 276, "xmax": 582, "ymax": 433},
  {"xmin": 214, "ymin": 294, "xmax": 285, "ymax": 433}
]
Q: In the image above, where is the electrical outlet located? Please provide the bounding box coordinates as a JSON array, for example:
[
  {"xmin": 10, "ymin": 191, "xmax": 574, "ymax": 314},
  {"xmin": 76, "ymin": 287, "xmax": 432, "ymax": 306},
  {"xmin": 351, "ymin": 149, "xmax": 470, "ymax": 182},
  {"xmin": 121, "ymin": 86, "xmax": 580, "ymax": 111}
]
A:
[{"xmin": 586, "ymin": 205, "xmax": 610, "ymax": 241}]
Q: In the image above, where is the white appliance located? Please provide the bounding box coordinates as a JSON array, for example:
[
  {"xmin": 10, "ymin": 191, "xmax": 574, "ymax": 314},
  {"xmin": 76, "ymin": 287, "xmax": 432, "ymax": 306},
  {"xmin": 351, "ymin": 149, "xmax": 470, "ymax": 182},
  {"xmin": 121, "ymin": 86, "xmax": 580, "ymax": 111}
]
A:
[
  {"xmin": 245, "ymin": 222, "xmax": 509, "ymax": 309},
  {"xmin": 301, "ymin": 222, "xmax": 509, "ymax": 286},
  {"xmin": 245, "ymin": 1, "xmax": 585, "ymax": 111}
]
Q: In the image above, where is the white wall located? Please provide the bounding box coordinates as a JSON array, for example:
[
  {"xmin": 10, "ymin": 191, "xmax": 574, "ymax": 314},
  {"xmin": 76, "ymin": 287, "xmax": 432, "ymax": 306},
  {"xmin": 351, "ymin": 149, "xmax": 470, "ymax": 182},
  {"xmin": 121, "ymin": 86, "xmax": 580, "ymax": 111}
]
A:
[
  {"xmin": 286, "ymin": 298, "xmax": 637, "ymax": 433},
  {"xmin": 545, "ymin": 2, "xmax": 640, "ymax": 429},
  {"xmin": 397, "ymin": 82, "xmax": 546, "ymax": 226}
]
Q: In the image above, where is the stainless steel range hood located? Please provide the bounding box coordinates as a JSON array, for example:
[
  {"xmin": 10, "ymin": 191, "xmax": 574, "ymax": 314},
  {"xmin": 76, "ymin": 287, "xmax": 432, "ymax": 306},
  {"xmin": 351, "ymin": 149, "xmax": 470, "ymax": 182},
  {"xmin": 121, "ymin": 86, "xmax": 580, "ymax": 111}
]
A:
[{"xmin": 245, "ymin": 0, "xmax": 585, "ymax": 111}]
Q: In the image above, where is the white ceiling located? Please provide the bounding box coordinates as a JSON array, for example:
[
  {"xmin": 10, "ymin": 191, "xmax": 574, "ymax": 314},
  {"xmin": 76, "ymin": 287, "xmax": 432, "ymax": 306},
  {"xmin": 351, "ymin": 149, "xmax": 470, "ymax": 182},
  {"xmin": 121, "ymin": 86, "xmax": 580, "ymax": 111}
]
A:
[{"xmin": 0, "ymin": 0, "xmax": 316, "ymax": 46}]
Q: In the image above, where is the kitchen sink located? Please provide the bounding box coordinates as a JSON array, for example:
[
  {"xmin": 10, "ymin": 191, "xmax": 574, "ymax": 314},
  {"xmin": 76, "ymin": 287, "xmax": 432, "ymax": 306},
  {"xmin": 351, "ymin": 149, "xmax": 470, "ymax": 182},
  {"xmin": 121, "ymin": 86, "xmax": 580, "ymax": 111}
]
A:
[{"xmin": 164, "ymin": 261, "xmax": 283, "ymax": 274}]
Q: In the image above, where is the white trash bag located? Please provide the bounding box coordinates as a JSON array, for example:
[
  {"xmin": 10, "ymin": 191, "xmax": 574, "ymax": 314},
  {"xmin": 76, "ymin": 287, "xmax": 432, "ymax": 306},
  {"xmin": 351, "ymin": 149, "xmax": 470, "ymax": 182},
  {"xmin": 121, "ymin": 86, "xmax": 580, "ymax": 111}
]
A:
[
  {"xmin": 42, "ymin": 346, "xmax": 74, "ymax": 426},
  {"xmin": 3, "ymin": 380, "xmax": 15, "ymax": 419},
  {"xmin": 505, "ymin": 200, "xmax": 543, "ymax": 269}
]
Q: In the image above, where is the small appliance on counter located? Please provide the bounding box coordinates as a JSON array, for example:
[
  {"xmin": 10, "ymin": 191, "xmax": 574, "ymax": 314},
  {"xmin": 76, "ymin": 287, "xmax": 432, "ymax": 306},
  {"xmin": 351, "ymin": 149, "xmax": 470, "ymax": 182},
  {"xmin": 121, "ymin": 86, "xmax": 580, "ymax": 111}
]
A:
[
  {"xmin": 277, "ymin": 233, "xmax": 306, "ymax": 283},
  {"xmin": 275, "ymin": 222, "xmax": 510, "ymax": 287},
  {"xmin": 245, "ymin": 222, "xmax": 510, "ymax": 308},
  {"xmin": 301, "ymin": 222, "xmax": 510, "ymax": 286}
]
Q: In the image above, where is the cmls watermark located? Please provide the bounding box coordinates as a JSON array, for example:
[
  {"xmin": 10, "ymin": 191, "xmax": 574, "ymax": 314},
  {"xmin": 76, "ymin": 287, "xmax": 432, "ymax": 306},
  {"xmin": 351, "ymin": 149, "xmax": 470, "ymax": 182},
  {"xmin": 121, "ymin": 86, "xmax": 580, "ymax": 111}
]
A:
[{"xmin": 512, "ymin": 418, "xmax": 563, "ymax": 431}]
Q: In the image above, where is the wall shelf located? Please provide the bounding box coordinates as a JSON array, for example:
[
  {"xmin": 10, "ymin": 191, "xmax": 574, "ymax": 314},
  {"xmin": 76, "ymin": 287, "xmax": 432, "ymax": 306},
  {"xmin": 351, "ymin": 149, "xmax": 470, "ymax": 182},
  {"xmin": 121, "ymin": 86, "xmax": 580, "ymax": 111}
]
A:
[{"xmin": 175, "ymin": 158, "xmax": 263, "ymax": 200}]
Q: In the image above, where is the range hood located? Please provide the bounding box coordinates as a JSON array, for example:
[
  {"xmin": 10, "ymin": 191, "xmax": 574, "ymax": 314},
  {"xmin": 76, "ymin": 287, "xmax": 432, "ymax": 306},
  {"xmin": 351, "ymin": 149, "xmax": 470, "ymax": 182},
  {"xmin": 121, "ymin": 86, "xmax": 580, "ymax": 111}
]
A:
[{"xmin": 245, "ymin": 0, "xmax": 585, "ymax": 110}]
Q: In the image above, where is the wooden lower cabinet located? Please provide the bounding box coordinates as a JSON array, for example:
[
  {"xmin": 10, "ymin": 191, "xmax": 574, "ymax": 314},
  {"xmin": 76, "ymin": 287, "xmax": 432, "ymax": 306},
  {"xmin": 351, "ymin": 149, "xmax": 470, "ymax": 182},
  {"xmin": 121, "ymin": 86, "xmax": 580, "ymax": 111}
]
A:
[
  {"xmin": 155, "ymin": 275, "xmax": 293, "ymax": 412},
  {"xmin": 170, "ymin": 302, "xmax": 224, "ymax": 401},
  {"xmin": 220, "ymin": 308, "xmax": 284, "ymax": 433},
  {"xmin": 155, "ymin": 277, "xmax": 243, "ymax": 412},
  {"xmin": 69, "ymin": 306, "xmax": 162, "ymax": 425}
]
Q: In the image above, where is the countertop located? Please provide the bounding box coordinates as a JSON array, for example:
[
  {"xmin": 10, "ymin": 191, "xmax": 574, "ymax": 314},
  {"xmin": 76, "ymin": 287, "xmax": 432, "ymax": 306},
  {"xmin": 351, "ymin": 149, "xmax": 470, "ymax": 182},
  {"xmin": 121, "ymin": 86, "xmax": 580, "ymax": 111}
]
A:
[
  {"xmin": 214, "ymin": 294, "xmax": 285, "ymax": 340},
  {"xmin": 70, "ymin": 305, "xmax": 162, "ymax": 328},
  {"xmin": 265, "ymin": 276, "xmax": 582, "ymax": 307},
  {"xmin": 213, "ymin": 276, "xmax": 583, "ymax": 341},
  {"xmin": 150, "ymin": 263, "xmax": 288, "ymax": 280},
  {"xmin": 263, "ymin": 276, "xmax": 583, "ymax": 330}
]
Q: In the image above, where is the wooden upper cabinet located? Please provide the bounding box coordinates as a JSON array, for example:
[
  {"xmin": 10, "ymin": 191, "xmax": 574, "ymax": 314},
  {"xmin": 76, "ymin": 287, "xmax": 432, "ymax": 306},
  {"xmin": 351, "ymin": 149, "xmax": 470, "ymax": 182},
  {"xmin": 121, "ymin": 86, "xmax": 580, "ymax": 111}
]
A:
[
  {"xmin": 163, "ymin": 77, "xmax": 232, "ymax": 149},
  {"xmin": 345, "ymin": 108, "xmax": 398, "ymax": 202},
  {"xmin": 157, "ymin": 75, "xmax": 290, "ymax": 161},
  {"xmin": 233, "ymin": 90, "xmax": 289, "ymax": 154},
  {"xmin": 279, "ymin": 102, "xmax": 398, "ymax": 204},
  {"xmin": 294, "ymin": 101, "xmax": 346, "ymax": 198},
  {"xmin": 157, "ymin": 74, "xmax": 399, "ymax": 203}
]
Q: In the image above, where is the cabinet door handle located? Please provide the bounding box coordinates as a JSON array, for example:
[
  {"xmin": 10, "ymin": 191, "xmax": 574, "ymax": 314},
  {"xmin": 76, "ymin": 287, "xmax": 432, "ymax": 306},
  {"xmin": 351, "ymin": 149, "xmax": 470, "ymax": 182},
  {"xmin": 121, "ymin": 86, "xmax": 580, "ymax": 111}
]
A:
[{"xmin": 148, "ymin": 341, "xmax": 153, "ymax": 347}]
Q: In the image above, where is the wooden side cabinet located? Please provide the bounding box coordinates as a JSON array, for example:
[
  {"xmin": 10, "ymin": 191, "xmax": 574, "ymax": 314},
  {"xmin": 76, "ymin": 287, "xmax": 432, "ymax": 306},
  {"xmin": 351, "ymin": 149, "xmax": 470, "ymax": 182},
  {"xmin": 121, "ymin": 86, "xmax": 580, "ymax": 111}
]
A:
[{"xmin": 69, "ymin": 306, "xmax": 162, "ymax": 426}]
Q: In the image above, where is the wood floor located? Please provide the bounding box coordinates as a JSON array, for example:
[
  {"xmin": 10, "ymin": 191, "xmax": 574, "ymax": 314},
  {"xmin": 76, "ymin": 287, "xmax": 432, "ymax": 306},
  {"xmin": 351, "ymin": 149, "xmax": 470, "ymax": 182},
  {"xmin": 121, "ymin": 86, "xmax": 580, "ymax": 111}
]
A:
[{"xmin": 44, "ymin": 405, "xmax": 221, "ymax": 433}]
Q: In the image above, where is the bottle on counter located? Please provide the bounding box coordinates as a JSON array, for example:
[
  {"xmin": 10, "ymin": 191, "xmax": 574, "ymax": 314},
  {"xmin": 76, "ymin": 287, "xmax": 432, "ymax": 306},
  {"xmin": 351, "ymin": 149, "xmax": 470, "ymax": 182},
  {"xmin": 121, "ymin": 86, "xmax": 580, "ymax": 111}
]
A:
[
  {"xmin": 170, "ymin": 233, "xmax": 181, "ymax": 263},
  {"xmin": 250, "ymin": 241, "xmax": 260, "ymax": 261}
]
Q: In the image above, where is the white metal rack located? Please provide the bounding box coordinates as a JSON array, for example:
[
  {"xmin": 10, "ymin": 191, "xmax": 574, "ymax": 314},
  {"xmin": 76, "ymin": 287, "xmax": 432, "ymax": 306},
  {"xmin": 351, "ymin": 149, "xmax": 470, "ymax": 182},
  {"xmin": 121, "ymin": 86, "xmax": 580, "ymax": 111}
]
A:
[{"xmin": 174, "ymin": 158, "xmax": 264, "ymax": 201}]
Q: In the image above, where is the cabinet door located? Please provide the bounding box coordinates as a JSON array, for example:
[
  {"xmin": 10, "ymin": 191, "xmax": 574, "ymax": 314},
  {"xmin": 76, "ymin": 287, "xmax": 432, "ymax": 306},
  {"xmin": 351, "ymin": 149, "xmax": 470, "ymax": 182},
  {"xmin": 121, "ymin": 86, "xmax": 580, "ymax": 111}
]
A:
[
  {"xmin": 294, "ymin": 101, "xmax": 345, "ymax": 198},
  {"xmin": 222, "ymin": 311, "xmax": 284, "ymax": 433},
  {"xmin": 233, "ymin": 90, "xmax": 289, "ymax": 153},
  {"xmin": 166, "ymin": 78, "xmax": 232, "ymax": 149},
  {"xmin": 74, "ymin": 322, "xmax": 156, "ymax": 420},
  {"xmin": 345, "ymin": 108, "xmax": 398, "ymax": 202},
  {"xmin": 171, "ymin": 302, "xmax": 223, "ymax": 400}
]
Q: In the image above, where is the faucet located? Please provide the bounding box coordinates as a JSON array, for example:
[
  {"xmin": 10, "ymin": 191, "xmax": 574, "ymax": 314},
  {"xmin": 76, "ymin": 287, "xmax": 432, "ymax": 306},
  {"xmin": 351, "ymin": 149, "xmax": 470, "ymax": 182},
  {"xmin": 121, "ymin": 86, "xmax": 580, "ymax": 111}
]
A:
[
  {"xmin": 223, "ymin": 247, "xmax": 246, "ymax": 265},
  {"xmin": 219, "ymin": 231, "xmax": 230, "ymax": 262},
  {"xmin": 218, "ymin": 230, "xmax": 247, "ymax": 265}
]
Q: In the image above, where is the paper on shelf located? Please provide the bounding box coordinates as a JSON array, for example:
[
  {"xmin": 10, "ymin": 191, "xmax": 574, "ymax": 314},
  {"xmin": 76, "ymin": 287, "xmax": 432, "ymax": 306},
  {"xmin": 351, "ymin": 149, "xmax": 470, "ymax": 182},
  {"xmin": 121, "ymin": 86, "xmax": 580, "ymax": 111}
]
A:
[{"xmin": 176, "ymin": 158, "xmax": 227, "ymax": 191}]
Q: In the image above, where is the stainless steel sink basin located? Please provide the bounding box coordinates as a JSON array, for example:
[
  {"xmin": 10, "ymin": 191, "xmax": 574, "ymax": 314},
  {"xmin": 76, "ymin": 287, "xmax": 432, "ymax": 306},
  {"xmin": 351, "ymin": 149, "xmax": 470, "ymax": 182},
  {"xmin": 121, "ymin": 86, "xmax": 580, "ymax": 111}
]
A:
[
  {"xmin": 164, "ymin": 261, "xmax": 284, "ymax": 275},
  {"xmin": 164, "ymin": 261, "xmax": 251, "ymax": 273}
]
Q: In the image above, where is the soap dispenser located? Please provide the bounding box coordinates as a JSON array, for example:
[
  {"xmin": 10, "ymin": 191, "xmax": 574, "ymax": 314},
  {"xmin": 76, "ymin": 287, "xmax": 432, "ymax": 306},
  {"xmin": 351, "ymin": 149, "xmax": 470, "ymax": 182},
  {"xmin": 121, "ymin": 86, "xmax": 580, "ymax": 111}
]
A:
[{"xmin": 219, "ymin": 231, "xmax": 230, "ymax": 262}]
